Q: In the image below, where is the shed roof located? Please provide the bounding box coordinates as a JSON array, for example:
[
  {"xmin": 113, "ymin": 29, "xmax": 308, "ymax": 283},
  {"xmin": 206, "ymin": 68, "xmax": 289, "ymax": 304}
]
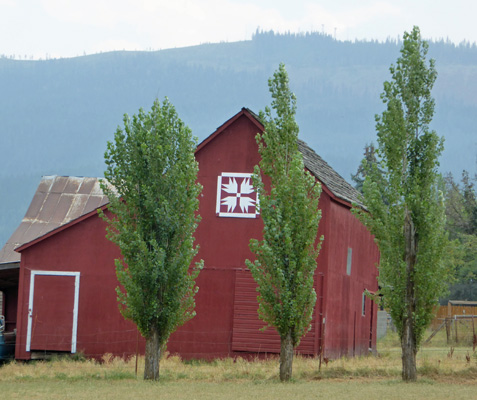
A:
[
  {"xmin": 448, "ymin": 300, "xmax": 477, "ymax": 306},
  {"xmin": 0, "ymin": 176, "xmax": 109, "ymax": 264}
]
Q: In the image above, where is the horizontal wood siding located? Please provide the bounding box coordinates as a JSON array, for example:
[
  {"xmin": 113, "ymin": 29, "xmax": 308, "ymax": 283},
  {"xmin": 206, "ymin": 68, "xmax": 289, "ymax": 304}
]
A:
[{"xmin": 232, "ymin": 270, "xmax": 316, "ymax": 355}]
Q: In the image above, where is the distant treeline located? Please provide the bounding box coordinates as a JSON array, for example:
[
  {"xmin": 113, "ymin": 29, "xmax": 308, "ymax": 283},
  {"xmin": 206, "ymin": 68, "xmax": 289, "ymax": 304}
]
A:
[{"xmin": 1, "ymin": 30, "xmax": 477, "ymax": 246}]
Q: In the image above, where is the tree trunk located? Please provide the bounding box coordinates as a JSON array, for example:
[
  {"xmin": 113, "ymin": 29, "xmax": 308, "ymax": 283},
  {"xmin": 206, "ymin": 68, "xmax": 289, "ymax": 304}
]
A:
[
  {"xmin": 144, "ymin": 326, "xmax": 162, "ymax": 380},
  {"xmin": 402, "ymin": 209, "xmax": 417, "ymax": 381},
  {"xmin": 280, "ymin": 330, "xmax": 294, "ymax": 381},
  {"xmin": 401, "ymin": 316, "xmax": 417, "ymax": 381}
]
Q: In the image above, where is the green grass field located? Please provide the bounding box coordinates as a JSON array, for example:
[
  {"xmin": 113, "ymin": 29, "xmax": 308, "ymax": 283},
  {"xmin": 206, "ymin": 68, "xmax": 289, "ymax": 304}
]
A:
[{"xmin": 1, "ymin": 330, "xmax": 476, "ymax": 399}]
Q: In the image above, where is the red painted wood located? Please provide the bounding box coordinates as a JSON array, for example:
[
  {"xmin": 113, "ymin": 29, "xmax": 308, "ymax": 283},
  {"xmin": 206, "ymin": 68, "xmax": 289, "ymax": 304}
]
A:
[
  {"xmin": 320, "ymin": 200, "xmax": 380, "ymax": 358},
  {"xmin": 231, "ymin": 270, "xmax": 316, "ymax": 355},
  {"xmin": 168, "ymin": 268, "xmax": 236, "ymax": 359}
]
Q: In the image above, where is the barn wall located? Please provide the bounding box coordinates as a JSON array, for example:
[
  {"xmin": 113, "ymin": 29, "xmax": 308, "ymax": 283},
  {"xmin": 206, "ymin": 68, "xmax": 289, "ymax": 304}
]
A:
[
  {"xmin": 15, "ymin": 211, "xmax": 144, "ymax": 360},
  {"xmin": 168, "ymin": 268, "xmax": 236, "ymax": 358},
  {"xmin": 313, "ymin": 191, "xmax": 331, "ymax": 356},
  {"xmin": 322, "ymin": 200, "xmax": 379, "ymax": 358}
]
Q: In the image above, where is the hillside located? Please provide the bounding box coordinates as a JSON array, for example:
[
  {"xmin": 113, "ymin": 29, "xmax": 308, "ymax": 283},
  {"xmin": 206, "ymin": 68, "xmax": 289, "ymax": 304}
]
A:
[{"xmin": 1, "ymin": 31, "xmax": 477, "ymax": 246}]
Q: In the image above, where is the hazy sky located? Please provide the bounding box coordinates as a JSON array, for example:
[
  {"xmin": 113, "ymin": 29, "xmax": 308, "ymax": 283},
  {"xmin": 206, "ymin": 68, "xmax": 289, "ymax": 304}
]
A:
[{"xmin": 2, "ymin": 0, "xmax": 476, "ymax": 59}]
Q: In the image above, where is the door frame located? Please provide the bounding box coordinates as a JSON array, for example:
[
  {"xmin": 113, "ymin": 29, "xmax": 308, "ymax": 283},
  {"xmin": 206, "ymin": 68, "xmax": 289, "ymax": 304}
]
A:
[{"xmin": 26, "ymin": 270, "xmax": 81, "ymax": 353}]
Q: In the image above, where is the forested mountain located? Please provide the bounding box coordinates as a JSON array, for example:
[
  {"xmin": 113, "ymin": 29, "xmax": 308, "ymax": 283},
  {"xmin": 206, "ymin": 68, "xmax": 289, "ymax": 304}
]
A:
[{"xmin": 1, "ymin": 31, "xmax": 477, "ymax": 246}]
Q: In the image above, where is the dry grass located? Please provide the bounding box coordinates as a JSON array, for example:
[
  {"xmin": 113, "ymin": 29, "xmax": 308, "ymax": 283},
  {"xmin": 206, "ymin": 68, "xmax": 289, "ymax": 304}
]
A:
[
  {"xmin": 1, "ymin": 344, "xmax": 475, "ymax": 384},
  {"xmin": 0, "ymin": 331, "xmax": 476, "ymax": 399}
]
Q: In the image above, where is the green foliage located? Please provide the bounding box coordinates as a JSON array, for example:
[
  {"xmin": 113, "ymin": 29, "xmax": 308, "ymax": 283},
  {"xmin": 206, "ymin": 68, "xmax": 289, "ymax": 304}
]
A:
[
  {"xmin": 100, "ymin": 98, "xmax": 203, "ymax": 343},
  {"xmin": 246, "ymin": 63, "xmax": 323, "ymax": 347},
  {"xmin": 351, "ymin": 143, "xmax": 381, "ymax": 193},
  {"xmin": 454, "ymin": 234, "xmax": 477, "ymax": 283},
  {"xmin": 444, "ymin": 171, "xmax": 477, "ymax": 239},
  {"xmin": 440, "ymin": 171, "xmax": 477, "ymax": 301},
  {"xmin": 354, "ymin": 27, "xmax": 449, "ymax": 347},
  {"xmin": 443, "ymin": 234, "xmax": 477, "ymax": 301}
]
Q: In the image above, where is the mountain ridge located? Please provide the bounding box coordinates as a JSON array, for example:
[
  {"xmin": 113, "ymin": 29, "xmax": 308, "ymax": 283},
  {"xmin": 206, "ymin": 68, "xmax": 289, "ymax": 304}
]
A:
[{"xmin": 1, "ymin": 31, "xmax": 476, "ymax": 246}]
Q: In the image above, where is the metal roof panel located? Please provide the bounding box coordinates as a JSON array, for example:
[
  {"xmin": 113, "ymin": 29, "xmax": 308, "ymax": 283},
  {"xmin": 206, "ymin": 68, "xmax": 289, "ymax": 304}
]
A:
[
  {"xmin": 50, "ymin": 176, "xmax": 69, "ymax": 194},
  {"xmin": 37, "ymin": 192, "xmax": 61, "ymax": 222},
  {"xmin": 78, "ymin": 177, "xmax": 97, "ymax": 194},
  {"xmin": 24, "ymin": 191, "xmax": 47, "ymax": 220},
  {"xmin": 64, "ymin": 177, "xmax": 82, "ymax": 194},
  {"xmin": 50, "ymin": 194, "xmax": 75, "ymax": 224}
]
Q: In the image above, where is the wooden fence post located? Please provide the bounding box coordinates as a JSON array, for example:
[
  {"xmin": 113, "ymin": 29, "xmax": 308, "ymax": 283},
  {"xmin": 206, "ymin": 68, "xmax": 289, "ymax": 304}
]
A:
[
  {"xmin": 446, "ymin": 317, "xmax": 451, "ymax": 344},
  {"xmin": 454, "ymin": 316, "xmax": 458, "ymax": 343}
]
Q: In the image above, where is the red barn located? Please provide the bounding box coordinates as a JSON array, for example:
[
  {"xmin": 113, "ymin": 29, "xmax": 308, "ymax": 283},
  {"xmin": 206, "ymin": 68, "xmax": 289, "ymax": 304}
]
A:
[{"xmin": 0, "ymin": 108, "xmax": 379, "ymax": 360}]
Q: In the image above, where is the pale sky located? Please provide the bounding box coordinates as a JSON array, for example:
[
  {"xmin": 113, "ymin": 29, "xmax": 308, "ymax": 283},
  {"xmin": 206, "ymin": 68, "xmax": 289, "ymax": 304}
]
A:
[{"xmin": 1, "ymin": 0, "xmax": 476, "ymax": 59}]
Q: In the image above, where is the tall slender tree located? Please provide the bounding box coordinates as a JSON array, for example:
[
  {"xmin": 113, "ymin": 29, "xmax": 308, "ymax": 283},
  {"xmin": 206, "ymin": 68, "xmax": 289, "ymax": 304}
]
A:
[
  {"xmin": 100, "ymin": 98, "xmax": 203, "ymax": 380},
  {"xmin": 246, "ymin": 63, "xmax": 323, "ymax": 381},
  {"xmin": 355, "ymin": 27, "xmax": 449, "ymax": 381}
]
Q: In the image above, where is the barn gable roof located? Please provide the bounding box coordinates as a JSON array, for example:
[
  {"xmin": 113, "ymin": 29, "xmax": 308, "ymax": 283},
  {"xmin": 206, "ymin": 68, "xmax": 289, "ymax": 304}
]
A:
[
  {"xmin": 1, "ymin": 108, "xmax": 362, "ymax": 262},
  {"xmin": 0, "ymin": 176, "xmax": 109, "ymax": 264}
]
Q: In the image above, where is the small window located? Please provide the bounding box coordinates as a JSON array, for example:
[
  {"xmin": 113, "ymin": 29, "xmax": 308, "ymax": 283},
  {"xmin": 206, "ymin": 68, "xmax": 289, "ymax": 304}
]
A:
[
  {"xmin": 362, "ymin": 291, "xmax": 366, "ymax": 316},
  {"xmin": 346, "ymin": 247, "xmax": 352, "ymax": 275}
]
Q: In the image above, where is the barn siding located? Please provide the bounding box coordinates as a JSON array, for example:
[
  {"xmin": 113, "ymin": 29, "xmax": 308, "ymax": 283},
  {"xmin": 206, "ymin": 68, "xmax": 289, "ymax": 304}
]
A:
[
  {"xmin": 322, "ymin": 200, "xmax": 379, "ymax": 358},
  {"xmin": 168, "ymin": 268, "xmax": 237, "ymax": 359},
  {"xmin": 231, "ymin": 269, "xmax": 318, "ymax": 355}
]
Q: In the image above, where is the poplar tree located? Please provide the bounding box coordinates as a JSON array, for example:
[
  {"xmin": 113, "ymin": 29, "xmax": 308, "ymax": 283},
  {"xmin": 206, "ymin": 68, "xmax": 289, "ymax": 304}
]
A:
[
  {"xmin": 246, "ymin": 63, "xmax": 323, "ymax": 381},
  {"xmin": 355, "ymin": 27, "xmax": 449, "ymax": 381},
  {"xmin": 100, "ymin": 98, "xmax": 203, "ymax": 380}
]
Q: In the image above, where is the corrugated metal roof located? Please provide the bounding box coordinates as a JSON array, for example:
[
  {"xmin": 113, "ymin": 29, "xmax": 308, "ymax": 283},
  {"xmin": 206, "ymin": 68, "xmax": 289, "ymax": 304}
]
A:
[{"xmin": 0, "ymin": 176, "xmax": 109, "ymax": 264}]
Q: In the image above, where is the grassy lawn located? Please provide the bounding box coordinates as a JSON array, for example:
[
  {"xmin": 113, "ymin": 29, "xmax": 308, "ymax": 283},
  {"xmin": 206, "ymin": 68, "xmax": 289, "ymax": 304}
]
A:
[
  {"xmin": 2, "ymin": 380, "xmax": 477, "ymax": 400},
  {"xmin": 1, "ymin": 330, "xmax": 476, "ymax": 399}
]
